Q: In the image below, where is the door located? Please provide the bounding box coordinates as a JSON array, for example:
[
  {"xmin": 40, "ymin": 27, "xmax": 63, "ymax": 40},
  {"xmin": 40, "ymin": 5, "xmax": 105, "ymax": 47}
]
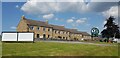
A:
[
  {"xmin": 43, "ymin": 34, "xmax": 46, "ymax": 40},
  {"xmin": 37, "ymin": 34, "xmax": 39, "ymax": 38}
]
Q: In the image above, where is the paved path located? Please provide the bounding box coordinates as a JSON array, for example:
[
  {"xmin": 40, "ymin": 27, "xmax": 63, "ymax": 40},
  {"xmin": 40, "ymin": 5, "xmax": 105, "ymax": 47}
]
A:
[{"xmin": 37, "ymin": 40, "xmax": 117, "ymax": 46}]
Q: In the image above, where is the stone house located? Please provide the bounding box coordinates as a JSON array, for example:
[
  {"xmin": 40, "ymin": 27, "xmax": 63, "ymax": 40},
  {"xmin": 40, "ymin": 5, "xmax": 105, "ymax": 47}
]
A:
[{"xmin": 17, "ymin": 16, "xmax": 91, "ymax": 41}]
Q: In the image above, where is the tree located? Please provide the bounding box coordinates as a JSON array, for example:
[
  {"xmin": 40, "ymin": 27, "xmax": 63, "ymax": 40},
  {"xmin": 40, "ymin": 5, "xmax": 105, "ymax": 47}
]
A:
[
  {"xmin": 0, "ymin": 35, "xmax": 1, "ymax": 41},
  {"xmin": 101, "ymin": 16, "xmax": 120, "ymax": 42}
]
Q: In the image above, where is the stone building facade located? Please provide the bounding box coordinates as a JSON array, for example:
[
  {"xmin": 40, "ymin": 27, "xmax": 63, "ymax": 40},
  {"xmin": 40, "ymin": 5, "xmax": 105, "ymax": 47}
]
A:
[{"xmin": 17, "ymin": 16, "xmax": 91, "ymax": 41}]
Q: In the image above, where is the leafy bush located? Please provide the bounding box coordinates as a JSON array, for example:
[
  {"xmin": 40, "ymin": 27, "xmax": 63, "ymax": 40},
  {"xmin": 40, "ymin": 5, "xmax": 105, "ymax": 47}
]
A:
[{"xmin": 0, "ymin": 35, "xmax": 1, "ymax": 41}]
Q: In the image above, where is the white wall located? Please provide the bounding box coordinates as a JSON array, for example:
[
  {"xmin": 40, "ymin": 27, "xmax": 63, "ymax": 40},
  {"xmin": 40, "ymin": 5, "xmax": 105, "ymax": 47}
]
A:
[
  {"xmin": 2, "ymin": 32, "xmax": 34, "ymax": 42},
  {"xmin": 18, "ymin": 33, "xmax": 34, "ymax": 41},
  {"xmin": 2, "ymin": 33, "xmax": 17, "ymax": 41}
]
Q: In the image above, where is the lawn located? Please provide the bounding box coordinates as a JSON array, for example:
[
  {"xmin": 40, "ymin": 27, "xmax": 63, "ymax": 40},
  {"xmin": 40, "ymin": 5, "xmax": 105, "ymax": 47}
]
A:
[
  {"xmin": 2, "ymin": 41, "xmax": 118, "ymax": 56},
  {"xmin": 0, "ymin": 42, "xmax": 2, "ymax": 57}
]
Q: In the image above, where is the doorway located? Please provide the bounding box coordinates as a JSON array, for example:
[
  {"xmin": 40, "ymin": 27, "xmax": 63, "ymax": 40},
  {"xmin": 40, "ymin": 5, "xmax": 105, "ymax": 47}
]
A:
[
  {"xmin": 43, "ymin": 34, "xmax": 46, "ymax": 40},
  {"xmin": 37, "ymin": 34, "xmax": 39, "ymax": 38}
]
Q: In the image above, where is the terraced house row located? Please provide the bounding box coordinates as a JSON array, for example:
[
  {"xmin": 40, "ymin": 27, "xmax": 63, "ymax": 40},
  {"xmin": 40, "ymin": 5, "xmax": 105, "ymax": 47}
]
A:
[{"xmin": 17, "ymin": 16, "xmax": 91, "ymax": 41}]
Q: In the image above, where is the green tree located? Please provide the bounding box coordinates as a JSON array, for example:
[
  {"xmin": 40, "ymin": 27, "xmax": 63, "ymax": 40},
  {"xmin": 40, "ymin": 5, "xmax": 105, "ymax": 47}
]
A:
[
  {"xmin": 101, "ymin": 16, "xmax": 120, "ymax": 42},
  {"xmin": 0, "ymin": 35, "xmax": 1, "ymax": 41}
]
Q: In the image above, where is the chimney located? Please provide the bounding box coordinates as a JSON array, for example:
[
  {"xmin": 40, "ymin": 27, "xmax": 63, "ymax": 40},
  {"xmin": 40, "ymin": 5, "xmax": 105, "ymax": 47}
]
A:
[
  {"xmin": 21, "ymin": 15, "xmax": 25, "ymax": 20},
  {"xmin": 46, "ymin": 19, "xmax": 48, "ymax": 24}
]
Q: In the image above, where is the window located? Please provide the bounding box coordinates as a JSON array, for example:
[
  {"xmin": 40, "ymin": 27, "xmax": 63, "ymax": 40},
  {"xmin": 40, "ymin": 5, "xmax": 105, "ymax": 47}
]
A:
[
  {"xmin": 80, "ymin": 35, "xmax": 82, "ymax": 36},
  {"xmin": 55, "ymin": 30, "xmax": 56, "ymax": 33},
  {"xmin": 43, "ymin": 27, "xmax": 46, "ymax": 31},
  {"xmin": 48, "ymin": 29, "xmax": 49, "ymax": 31},
  {"xmin": 50, "ymin": 29, "xmax": 52, "ymax": 32},
  {"xmin": 37, "ymin": 27, "xmax": 40, "ymax": 30},
  {"xmin": 30, "ymin": 26, "xmax": 34, "ymax": 30},
  {"xmin": 60, "ymin": 31, "xmax": 61, "ymax": 34},
  {"xmin": 64, "ymin": 32, "xmax": 66, "ymax": 34},
  {"xmin": 63, "ymin": 37, "xmax": 65, "ymax": 39},
  {"xmin": 58, "ymin": 31, "xmax": 60, "ymax": 34},
  {"xmin": 48, "ymin": 28, "xmax": 50, "ymax": 31},
  {"xmin": 62, "ymin": 31, "xmax": 63, "ymax": 34},
  {"xmin": 67, "ymin": 32, "xmax": 69, "ymax": 34},
  {"xmin": 63, "ymin": 32, "xmax": 64, "ymax": 34}
]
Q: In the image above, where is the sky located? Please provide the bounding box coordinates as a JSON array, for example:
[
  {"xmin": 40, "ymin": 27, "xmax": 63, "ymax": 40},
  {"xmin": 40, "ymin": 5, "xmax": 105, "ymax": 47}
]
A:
[
  {"xmin": 1, "ymin": 0, "xmax": 119, "ymax": 34},
  {"xmin": 0, "ymin": 1, "xmax": 2, "ymax": 34}
]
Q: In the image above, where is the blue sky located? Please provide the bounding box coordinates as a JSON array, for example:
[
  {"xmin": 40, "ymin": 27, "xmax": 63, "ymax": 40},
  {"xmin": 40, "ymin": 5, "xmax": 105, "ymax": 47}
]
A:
[
  {"xmin": 2, "ymin": 1, "xmax": 119, "ymax": 34},
  {"xmin": 0, "ymin": 2, "xmax": 2, "ymax": 34}
]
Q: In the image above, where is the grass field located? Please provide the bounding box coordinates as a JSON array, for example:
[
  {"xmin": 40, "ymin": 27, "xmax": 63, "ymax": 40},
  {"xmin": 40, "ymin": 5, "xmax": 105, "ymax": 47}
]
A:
[
  {"xmin": 0, "ymin": 42, "xmax": 2, "ymax": 57},
  {"xmin": 2, "ymin": 41, "xmax": 118, "ymax": 56}
]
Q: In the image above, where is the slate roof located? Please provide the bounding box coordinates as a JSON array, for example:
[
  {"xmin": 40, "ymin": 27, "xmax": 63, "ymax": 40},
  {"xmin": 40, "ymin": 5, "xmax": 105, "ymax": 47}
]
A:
[
  {"xmin": 66, "ymin": 29, "xmax": 83, "ymax": 34},
  {"xmin": 50, "ymin": 25, "xmax": 66, "ymax": 31},
  {"xmin": 81, "ymin": 32, "xmax": 91, "ymax": 36},
  {"xmin": 22, "ymin": 16, "xmax": 90, "ymax": 35},
  {"xmin": 24, "ymin": 18, "xmax": 52, "ymax": 28}
]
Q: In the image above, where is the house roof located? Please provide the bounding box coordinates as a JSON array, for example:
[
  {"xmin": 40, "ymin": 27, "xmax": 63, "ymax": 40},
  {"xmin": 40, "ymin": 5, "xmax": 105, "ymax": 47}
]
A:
[
  {"xmin": 81, "ymin": 32, "xmax": 90, "ymax": 36},
  {"xmin": 24, "ymin": 18, "xmax": 52, "ymax": 28},
  {"xmin": 23, "ymin": 17, "xmax": 68, "ymax": 31},
  {"xmin": 66, "ymin": 29, "xmax": 82, "ymax": 34},
  {"xmin": 50, "ymin": 25, "xmax": 65, "ymax": 31},
  {"xmin": 22, "ymin": 16, "xmax": 90, "ymax": 35}
]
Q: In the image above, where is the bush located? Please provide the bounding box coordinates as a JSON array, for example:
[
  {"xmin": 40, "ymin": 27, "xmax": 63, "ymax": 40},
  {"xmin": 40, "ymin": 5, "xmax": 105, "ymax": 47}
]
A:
[
  {"xmin": 0, "ymin": 35, "xmax": 1, "ymax": 41},
  {"xmin": 84, "ymin": 39, "xmax": 89, "ymax": 41},
  {"xmin": 99, "ymin": 40, "xmax": 103, "ymax": 42}
]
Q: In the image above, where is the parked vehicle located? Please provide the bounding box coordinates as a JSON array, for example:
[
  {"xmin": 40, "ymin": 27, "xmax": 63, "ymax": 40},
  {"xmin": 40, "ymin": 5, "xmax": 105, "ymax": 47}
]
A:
[
  {"xmin": 111, "ymin": 38, "xmax": 119, "ymax": 43},
  {"xmin": 99, "ymin": 38, "xmax": 119, "ymax": 43}
]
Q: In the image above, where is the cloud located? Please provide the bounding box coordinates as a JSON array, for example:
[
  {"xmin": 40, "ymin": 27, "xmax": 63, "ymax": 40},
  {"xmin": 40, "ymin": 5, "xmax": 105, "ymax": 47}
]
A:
[
  {"xmin": 21, "ymin": 1, "xmax": 61, "ymax": 14},
  {"xmin": 21, "ymin": 1, "xmax": 118, "ymax": 17},
  {"xmin": 55, "ymin": 18, "xmax": 59, "ymax": 21},
  {"xmin": 67, "ymin": 17, "xmax": 87, "ymax": 24},
  {"xmin": 87, "ymin": 2, "xmax": 118, "ymax": 12},
  {"xmin": 102, "ymin": 6, "xmax": 118, "ymax": 18},
  {"xmin": 21, "ymin": 1, "xmax": 119, "ymax": 25},
  {"xmin": 67, "ymin": 19, "xmax": 74, "ymax": 23},
  {"xmin": 21, "ymin": 0, "xmax": 89, "ymax": 15},
  {"xmin": 76, "ymin": 19, "xmax": 85, "ymax": 24},
  {"xmin": 90, "ymin": 0, "xmax": 119, "ymax": 2},
  {"xmin": 76, "ymin": 18, "xmax": 87, "ymax": 24},
  {"xmin": 103, "ymin": 21, "xmax": 107, "ymax": 24},
  {"xmin": 103, "ymin": 26, "xmax": 107, "ymax": 29},
  {"xmin": 86, "ymin": 24, "xmax": 91, "ymax": 26},
  {"xmin": 102, "ymin": 6, "xmax": 118, "ymax": 25},
  {"xmin": 54, "ymin": 18, "xmax": 64, "ymax": 21},
  {"xmin": 43, "ymin": 13, "xmax": 54, "ymax": 19},
  {"xmin": 16, "ymin": 5, "xmax": 19, "ymax": 8},
  {"xmin": 71, "ymin": 17, "xmax": 76, "ymax": 19},
  {"xmin": 71, "ymin": 23, "xmax": 78, "ymax": 29},
  {"xmin": 66, "ymin": 17, "xmax": 90, "ymax": 29},
  {"xmin": 10, "ymin": 26, "xmax": 16, "ymax": 29}
]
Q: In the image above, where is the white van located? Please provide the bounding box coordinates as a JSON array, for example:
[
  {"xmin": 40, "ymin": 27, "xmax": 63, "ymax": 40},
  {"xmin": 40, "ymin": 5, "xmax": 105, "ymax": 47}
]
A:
[{"xmin": 112, "ymin": 38, "xmax": 119, "ymax": 43}]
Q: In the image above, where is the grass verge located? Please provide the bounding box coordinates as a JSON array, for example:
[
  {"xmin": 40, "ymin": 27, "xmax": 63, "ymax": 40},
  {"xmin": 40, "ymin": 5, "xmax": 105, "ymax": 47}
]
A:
[{"xmin": 2, "ymin": 41, "xmax": 118, "ymax": 56}]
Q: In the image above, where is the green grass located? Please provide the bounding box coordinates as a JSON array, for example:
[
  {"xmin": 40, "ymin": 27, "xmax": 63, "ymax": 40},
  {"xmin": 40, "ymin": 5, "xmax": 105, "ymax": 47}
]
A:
[
  {"xmin": 2, "ymin": 41, "xmax": 118, "ymax": 56},
  {"xmin": 0, "ymin": 42, "xmax": 2, "ymax": 57}
]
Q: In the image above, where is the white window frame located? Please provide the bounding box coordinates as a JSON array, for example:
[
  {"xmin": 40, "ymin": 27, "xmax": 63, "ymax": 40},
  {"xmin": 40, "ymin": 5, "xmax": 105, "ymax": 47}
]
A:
[
  {"xmin": 37, "ymin": 27, "xmax": 40, "ymax": 30},
  {"xmin": 30, "ymin": 26, "xmax": 34, "ymax": 30},
  {"xmin": 43, "ymin": 27, "xmax": 46, "ymax": 31}
]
